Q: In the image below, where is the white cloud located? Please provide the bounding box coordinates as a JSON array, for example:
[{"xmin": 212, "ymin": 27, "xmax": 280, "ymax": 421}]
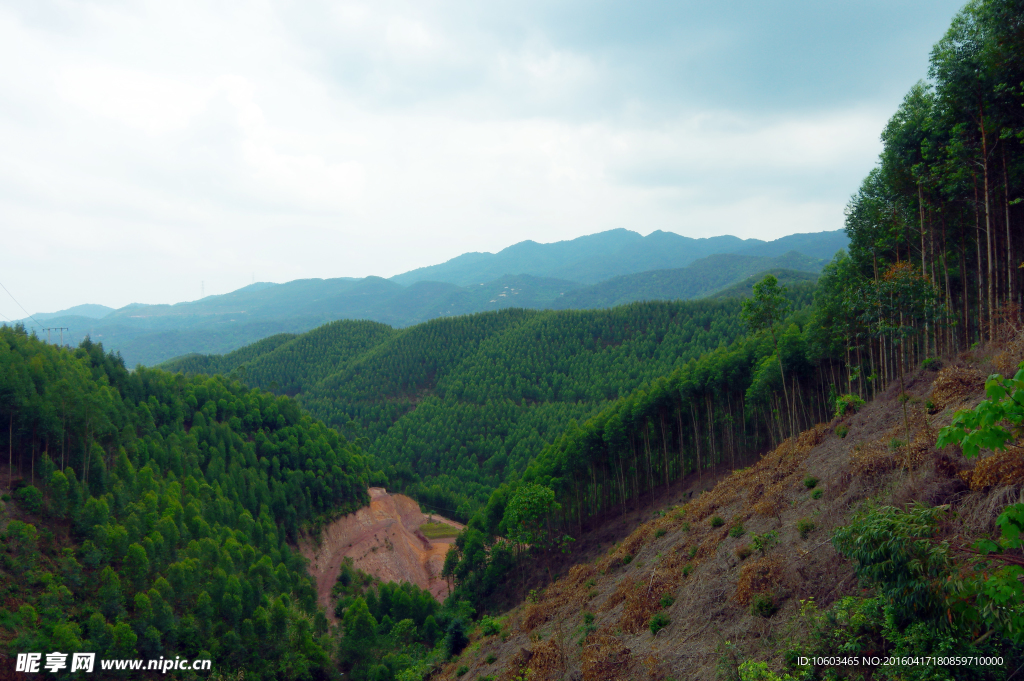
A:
[{"xmin": 0, "ymin": 0, "xmax": 961, "ymax": 316}]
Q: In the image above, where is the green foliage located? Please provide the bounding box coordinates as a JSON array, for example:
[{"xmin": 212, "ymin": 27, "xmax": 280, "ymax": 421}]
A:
[
  {"xmin": 729, "ymin": 524, "xmax": 745, "ymax": 539},
  {"xmin": 655, "ymin": 528, "xmax": 667, "ymax": 538},
  {"xmin": 833, "ymin": 394, "xmax": 865, "ymax": 418},
  {"xmin": 750, "ymin": 531, "xmax": 778, "ymax": 555},
  {"xmin": 921, "ymin": 357, "xmax": 942, "ymax": 371},
  {"xmin": 938, "ymin": 368, "xmax": 1024, "ymax": 458},
  {"xmin": 834, "ymin": 424, "xmax": 849, "ymax": 439},
  {"xmin": 13, "ymin": 485, "xmax": 42, "ymax": 514},
  {"xmin": 802, "ymin": 476, "xmax": 818, "ymax": 489},
  {"xmin": 649, "ymin": 611, "xmax": 670, "ymax": 635},
  {"xmin": 0, "ymin": 327, "xmax": 372, "ymax": 678},
  {"xmin": 738, "ymin": 661, "xmax": 796, "ymax": 681},
  {"xmin": 811, "ymin": 489, "xmax": 823, "ymax": 500},
  {"xmin": 710, "ymin": 516, "xmax": 725, "ymax": 528},
  {"xmin": 750, "ymin": 594, "xmax": 777, "ymax": 618},
  {"xmin": 456, "ymin": 665, "xmax": 469, "ymax": 677},
  {"xmin": 796, "ymin": 518, "xmax": 815, "ymax": 540},
  {"xmin": 480, "ymin": 616, "xmax": 501, "ymax": 637},
  {"xmin": 659, "ymin": 593, "xmax": 675, "ymax": 608}
]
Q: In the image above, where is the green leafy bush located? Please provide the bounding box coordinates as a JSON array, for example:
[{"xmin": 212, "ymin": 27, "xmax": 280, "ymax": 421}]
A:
[
  {"xmin": 480, "ymin": 616, "xmax": 501, "ymax": 636},
  {"xmin": 834, "ymin": 393, "xmax": 866, "ymax": 418},
  {"xmin": 811, "ymin": 489, "xmax": 823, "ymax": 500},
  {"xmin": 649, "ymin": 612, "xmax": 670, "ymax": 635},
  {"xmin": 621, "ymin": 554, "xmax": 633, "ymax": 565},
  {"xmin": 13, "ymin": 485, "xmax": 42, "ymax": 514},
  {"xmin": 835, "ymin": 424, "xmax": 849, "ymax": 438},
  {"xmin": 655, "ymin": 528, "xmax": 667, "ymax": 538},
  {"xmin": 920, "ymin": 357, "xmax": 942, "ymax": 371},
  {"xmin": 682, "ymin": 564, "xmax": 692, "ymax": 577},
  {"xmin": 750, "ymin": 593, "xmax": 777, "ymax": 618},
  {"xmin": 710, "ymin": 516, "xmax": 725, "ymax": 528},
  {"xmin": 456, "ymin": 666, "xmax": 469, "ymax": 677},
  {"xmin": 659, "ymin": 593, "xmax": 675, "ymax": 608},
  {"xmin": 796, "ymin": 518, "xmax": 815, "ymax": 539},
  {"xmin": 729, "ymin": 524, "xmax": 745, "ymax": 538},
  {"xmin": 802, "ymin": 476, "xmax": 818, "ymax": 489},
  {"xmin": 751, "ymin": 530, "xmax": 778, "ymax": 555},
  {"xmin": 485, "ymin": 654, "xmax": 496, "ymax": 664}
]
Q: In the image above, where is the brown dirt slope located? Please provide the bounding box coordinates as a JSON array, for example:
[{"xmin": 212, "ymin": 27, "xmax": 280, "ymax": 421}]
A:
[
  {"xmin": 299, "ymin": 487, "xmax": 464, "ymax": 618},
  {"xmin": 436, "ymin": 347, "xmax": 1024, "ymax": 681}
]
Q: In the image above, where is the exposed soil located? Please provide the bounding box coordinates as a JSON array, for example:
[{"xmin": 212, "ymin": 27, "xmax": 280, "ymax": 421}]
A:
[{"xmin": 299, "ymin": 487, "xmax": 464, "ymax": 619}]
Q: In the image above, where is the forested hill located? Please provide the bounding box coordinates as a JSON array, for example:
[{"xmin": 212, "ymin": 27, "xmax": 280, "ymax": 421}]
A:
[
  {"xmin": 161, "ymin": 284, "xmax": 817, "ymax": 519},
  {"xmin": 551, "ymin": 252, "xmax": 822, "ymax": 309},
  {"xmin": 390, "ymin": 228, "xmax": 846, "ymax": 286},
  {"xmin": 0, "ymin": 326, "xmax": 379, "ymax": 678},
  {"xmin": 19, "ymin": 231, "xmax": 840, "ymax": 367}
]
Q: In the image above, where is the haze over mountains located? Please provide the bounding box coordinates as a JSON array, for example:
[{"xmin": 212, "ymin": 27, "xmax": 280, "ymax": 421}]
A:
[{"xmin": 14, "ymin": 228, "xmax": 846, "ymax": 366}]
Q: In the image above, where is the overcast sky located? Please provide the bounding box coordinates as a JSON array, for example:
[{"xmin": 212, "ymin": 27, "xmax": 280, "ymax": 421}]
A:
[{"xmin": 0, "ymin": 0, "xmax": 965, "ymax": 316}]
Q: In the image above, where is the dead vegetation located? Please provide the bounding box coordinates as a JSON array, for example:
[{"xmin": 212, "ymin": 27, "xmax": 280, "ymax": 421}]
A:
[{"xmin": 435, "ymin": 341, "xmax": 1024, "ymax": 681}]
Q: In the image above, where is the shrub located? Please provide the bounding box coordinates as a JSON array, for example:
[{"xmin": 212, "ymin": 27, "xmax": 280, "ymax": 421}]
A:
[
  {"xmin": 659, "ymin": 593, "xmax": 675, "ymax": 608},
  {"xmin": 682, "ymin": 564, "xmax": 693, "ymax": 577},
  {"xmin": 456, "ymin": 666, "xmax": 469, "ymax": 677},
  {"xmin": 796, "ymin": 518, "xmax": 815, "ymax": 539},
  {"xmin": 14, "ymin": 485, "xmax": 42, "ymax": 514},
  {"xmin": 921, "ymin": 357, "xmax": 942, "ymax": 371},
  {"xmin": 621, "ymin": 554, "xmax": 633, "ymax": 565},
  {"xmin": 802, "ymin": 476, "xmax": 818, "ymax": 489},
  {"xmin": 835, "ymin": 424, "xmax": 849, "ymax": 439},
  {"xmin": 681, "ymin": 522, "xmax": 691, "ymax": 533},
  {"xmin": 480, "ymin": 616, "xmax": 501, "ymax": 636},
  {"xmin": 649, "ymin": 612, "xmax": 670, "ymax": 635},
  {"xmin": 587, "ymin": 589, "xmax": 598, "ymax": 599},
  {"xmin": 735, "ymin": 544, "xmax": 752, "ymax": 560},
  {"xmin": 889, "ymin": 438, "xmax": 906, "ymax": 451},
  {"xmin": 811, "ymin": 489, "xmax": 823, "ymax": 500},
  {"xmin": 687, "ymin": 546, "xmax": 697, "ymax": 559},
  {"xmin": 750, "ymin": 593, "xmax": 778, "ymax": 618},
  {"xmin": 584, "ymin": 578, "xmax": 596, "ymax": 588},
  {"xmin": 751, "ymin": 530, "xmax": 778, "ymax": 555},
  {"xmin": 729, "ymin": 524, "xmax": 745, "ymax": 538},
  {"xmin": 655, "ymin": 528, "xmax": 667, "ymax": 538},
  {"xmin": 485, "ymin": 654, "xmax": 496, "ymax": 664},
  {"xmin": 834, "ymin": 393, "xmax": 866, "ymax": 418},
  {"xmin": 710, "ymin": 516, "xmax": 725, "ymax": 528}
]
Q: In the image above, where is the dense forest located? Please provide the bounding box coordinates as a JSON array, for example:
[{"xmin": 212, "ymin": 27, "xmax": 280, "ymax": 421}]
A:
[
  {"xmin": 164, "ymin": 287, "xmax": 816, "ymax": 522},
  {"xmin": 4, "ymin": 1, "xmax": 1024, "ymax": 679},
  {"xmin": 0, "ymin": 328, "xmax": 376, "ymax": 679}
]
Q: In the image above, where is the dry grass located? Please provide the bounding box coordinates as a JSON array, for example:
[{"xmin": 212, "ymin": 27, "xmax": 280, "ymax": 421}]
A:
[
  {"xmin": 734, "ymin": 555, "xmax": 786, "ymax": 606},
  {"xmin": 931, "ymin": 365, "xmax": 985, "ymax": 411},
  {"xmin": 617, "ymin": 568, "xmax": 679, "ymax": 634},
  {"xmin": 960, "ymin": 448, "xmax": 1024, "ymax": 490},
  {"xmin": 580, "ymin": 634, "xmax": 632, "ymax": 681}
]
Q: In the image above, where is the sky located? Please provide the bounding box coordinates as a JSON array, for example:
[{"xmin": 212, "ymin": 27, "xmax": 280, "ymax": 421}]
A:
[{"xmin": 0, "ymin": 0, "xmax": 966, "ymax": 316}]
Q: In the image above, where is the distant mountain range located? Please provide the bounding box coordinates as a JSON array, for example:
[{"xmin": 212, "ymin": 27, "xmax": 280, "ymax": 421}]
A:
[
  {"xmin": 390, "ymin": 228, "xmax": 848, "ymax": 286},
  {"xmin": 12, "ymin": 228, "xmax": 846, "ymax": 366}
]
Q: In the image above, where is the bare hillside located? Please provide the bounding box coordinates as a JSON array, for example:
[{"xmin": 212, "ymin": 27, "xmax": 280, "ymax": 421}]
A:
[{"xmin": 299, "ymin": 488, "xmax": 464, "ymax": 618}]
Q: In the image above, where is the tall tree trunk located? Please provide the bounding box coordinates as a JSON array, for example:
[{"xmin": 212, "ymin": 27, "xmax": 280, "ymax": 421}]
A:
[
  {"xmin": 980, "ymin": 116, "xmax": 995, "ymax": 341},
  {"xmin": 1004, "ymin": 148, "xmax": 1013, "ymax": 310},
  {"xmin": 975, "ymin": 177, "xmax": 984, "ymax": 342}
]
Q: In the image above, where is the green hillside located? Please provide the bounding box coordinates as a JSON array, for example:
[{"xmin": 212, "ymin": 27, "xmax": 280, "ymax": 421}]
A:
[
  {"xmin": 552, "ymin": 251, "xmax": 822, "ymax": 309},
  {"xmin": 23, "ymin": 232, "xmax": 843, "ymax": 367},
  {"xmin": 163, "ymin": 288, "xmax": 815, "ymax": 520},
  {"xmin": 0, "ymin": 327, "xmax": 377, "ymax": 678}
]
